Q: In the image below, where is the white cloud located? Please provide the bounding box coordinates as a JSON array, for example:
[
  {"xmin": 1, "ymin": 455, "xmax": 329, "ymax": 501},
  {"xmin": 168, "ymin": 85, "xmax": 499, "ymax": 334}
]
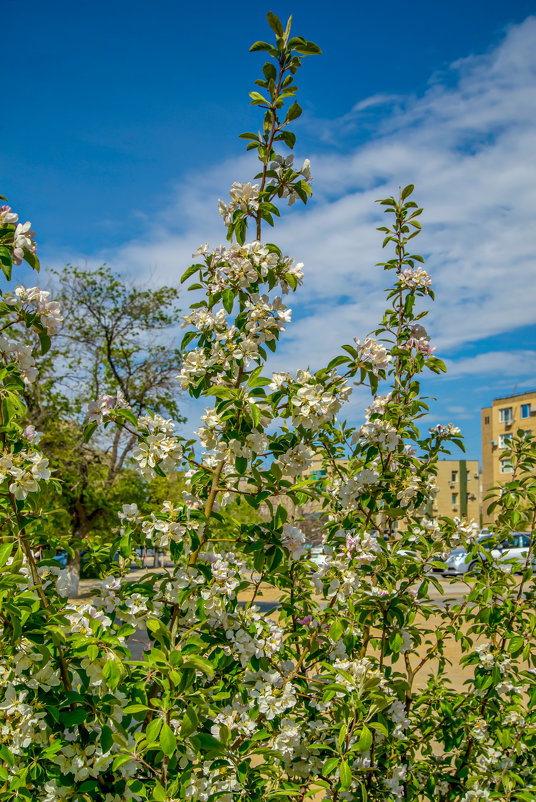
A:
[
  {"xmin": 443, "ymin": 350, "xmax": 536, "ymax": 379},
  {"xmin": 102, "ymin": 17, "xmax": 535, "ymax": 367},
  {"xmin": 53, "ymin": 17, "xmax": 536, "ymax": 443}
]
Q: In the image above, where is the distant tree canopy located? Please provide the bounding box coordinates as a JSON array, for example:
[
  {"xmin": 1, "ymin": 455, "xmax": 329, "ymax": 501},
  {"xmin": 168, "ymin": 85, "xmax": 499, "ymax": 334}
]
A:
[{"xmin": 24, "ymin": 264, "xmax": 186, "ymax": 593}]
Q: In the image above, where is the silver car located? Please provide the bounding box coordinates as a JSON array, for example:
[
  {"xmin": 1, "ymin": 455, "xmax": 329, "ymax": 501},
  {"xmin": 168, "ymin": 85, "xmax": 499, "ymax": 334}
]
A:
[{"xmin": 441, "ymin": 533, "xmax": 532, "ymax": 576}]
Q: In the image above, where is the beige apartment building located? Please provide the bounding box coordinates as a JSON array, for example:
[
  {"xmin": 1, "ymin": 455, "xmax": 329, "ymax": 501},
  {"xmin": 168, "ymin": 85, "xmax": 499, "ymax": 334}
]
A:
[
  {"xmin": 431, "ymin": 459, "xmax": 481, "ymax": 522},
  {"xmin": 481, "ymin": 390, "xmax": 536, "ymax": 523}
]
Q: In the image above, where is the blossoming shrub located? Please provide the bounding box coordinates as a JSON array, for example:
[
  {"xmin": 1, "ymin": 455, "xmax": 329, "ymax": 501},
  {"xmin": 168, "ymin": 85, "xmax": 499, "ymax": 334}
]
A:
[{"xmin": 1, "ymin": 12, "xmax": 536, "ymax": 802}]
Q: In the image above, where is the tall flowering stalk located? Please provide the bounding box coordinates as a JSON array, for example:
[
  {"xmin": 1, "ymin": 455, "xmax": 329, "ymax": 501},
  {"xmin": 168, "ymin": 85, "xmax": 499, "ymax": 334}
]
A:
[{"xmin": 1, "ymin": 12, "xmax": 536, "ymax": 802}]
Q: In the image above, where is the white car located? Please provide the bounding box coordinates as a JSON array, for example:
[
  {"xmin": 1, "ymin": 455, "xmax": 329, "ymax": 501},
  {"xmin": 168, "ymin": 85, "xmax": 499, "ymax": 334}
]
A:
[{"xmin": 442, "ymin": 533, "xmax": 533, "ymax": 576}]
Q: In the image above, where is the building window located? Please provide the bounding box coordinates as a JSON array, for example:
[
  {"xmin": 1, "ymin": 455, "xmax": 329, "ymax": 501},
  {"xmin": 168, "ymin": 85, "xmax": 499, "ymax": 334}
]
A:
[
  {"xmin": 499, "ymin": 433, "xmax": 512, "ymax": 448},
  {"xmin": 521, "ymin": 403, "xmax": 531, "ymax": 418},
  {"xmin": 451, "ymin": 493, "xmax": 457, "ymax": 505},
  {"xmin": 451, "ymin": 470, "xmax": 457, "ymax": 483},
  {"xmin": 500, "ymin": 459, "xmax": 513, "ymax": 474},
  {"xmin": 499, "ymin": 407, "xmax": 513, "ymax": 424},
  {"xmin": 484, "ymin": 415, "xmax": 490, "ymax": 424}
]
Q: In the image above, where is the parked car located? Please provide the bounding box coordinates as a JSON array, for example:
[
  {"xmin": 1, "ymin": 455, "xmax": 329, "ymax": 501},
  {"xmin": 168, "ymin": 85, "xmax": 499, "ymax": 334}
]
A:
[{"xmin": 441, "ymin": 533, "xmax": 533, "ymax": 576}]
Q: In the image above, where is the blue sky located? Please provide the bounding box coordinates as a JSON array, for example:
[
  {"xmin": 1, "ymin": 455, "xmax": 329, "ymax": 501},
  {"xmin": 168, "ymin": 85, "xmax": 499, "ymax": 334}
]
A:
[{"xmin": 4, "ymin": 0, "xmax": 536, "ymax": 461}]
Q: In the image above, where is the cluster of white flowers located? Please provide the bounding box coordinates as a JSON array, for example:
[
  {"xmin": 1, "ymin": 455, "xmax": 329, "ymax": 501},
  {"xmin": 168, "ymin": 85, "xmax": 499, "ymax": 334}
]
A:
[
  {"xmin": 0, "ymin": 204, "xmax": 19, "ymax": 226},
  {"xmin": 132, "ymin": 415, "xmax": 183, "ymax": 477},
  {"xmin": 244, "ymin": 292, "xmax": 292, "ymax": 341},
  {"xmin": 332, "ymin": 657, "xmax": 382, "ymax": 691},
  {"xmin": 452, "ymin": 517, "xmax": 481, "ymax": 546},
  {"xmin": 185, "ymin": 760, "xmax": 243, "ymax": 802},
  {"xmin": 358, "ymin": 419, "xmax": 401, "ymax": 453},
  {"xmin": 354, "ymin": 337, "xmax": 392, "ymax": 375},
  {"xmin": 275, "ymin": 443, "xmax": 314, "ymax": 477},
  {"xmin": 211, "ymin": 701, "xmax": 256, "ymax": 740},
  {"xmin": 195, "ymin": 240, "xmax": 303, "ymax": 296},
  {"xmin": 336, "ymin": 468, "xmax": 380, "ymax": 509},
  {"xmin": 248, "ymin": 668, "xmax": 297, "ymax": 719},
  {"xmin": 141, "ymin": 513, "xmax": 186, "ymax": 549},
  {"xmin": 52, "ymin": 742, "xmax": 116, "ymax": 783},
  {"xmin": 269, "ymin": 154, "xmax": 312, "ymax": 205},
  {"xmin": 64, "ymin": 603, "xmax": 112, "ymax": 636},
  {"xmin": 396, "ymin": 476, "xmax": 421, "ymax": 508},
  {"xmin": 461, "ymin": 788, "xmax": 491, "ymax": 801},
  {"xmin": 269, "ymin": 370, "xmax": 291, "ymax": 391},
  {"xmin": 12, "ymin": 285, "xmax": 62, "ymax": 332},
  {"xmin": 365, "ymin": 393, "xmax": 392, "ymax": 420},
  {"xmin": 292, "ymin": 371, "xmax": 351, "ymax": 431},
  {"xmin": 178, "ymin": 300, "xmax": 295, "ymax": 390},
  {"xmin": 399, "ymin": 266, "xmax": 432, "ymax": 292},
  {"xmin": 473, "ymin": 718, "xmax": 488, "ymax": 742},
  {"xmin": 429, "ymin": 423, "xmax": 461, "ymax": 437},
  {"xmin": 0, "ymin": 204, "xmax": 37, "ymax": 265},
  {"xmin": 0, "ymin": 450, "xmax": 51, "ymax": 499},
  {"xmin": 223, "ymin": 605, "xmax": 284, "ymax": 666},
  {"xmin": 86, "ymin": 389, "xmax": 127, "ymax": 424},
  {"xmin": 282, "ymin": 524, "xmax": 307, "ymax": 560},
  {"xmin": 344, "ymin": 530, "xmax": 382, "ymax": 564},
  {"xmin": 218, "ymin": 181, "xmax": 260, "ymax": 226},
  {"xmin": 389, "ymin": 699, "xmax": 410, "ymax": 739},
  {"xmin": 182, "ymin": 306, "xmax": 228, "ymax": 334},
  {"xmin": 12, "ymin": 641, "xmax": 61, "ymax": 691},
  {"xmin": 385, "ymin": 763, "xmax": 408, "ymax": 798},
  {"xmin": 0, "ymin": 685, "xmax": 48, "ymax": 755},
  {"xmin": 0, "ymin": 333, "xmax": 38, "ymax": 383},
  {"xmin": 403, "ymin": 323, "xmax": 435, "ymax": 356}
]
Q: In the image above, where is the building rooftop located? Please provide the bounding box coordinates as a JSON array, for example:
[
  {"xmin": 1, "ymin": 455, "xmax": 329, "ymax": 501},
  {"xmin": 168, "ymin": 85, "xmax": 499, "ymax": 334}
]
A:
[{"xmin": 492, "ymin": 389, "xmax": 536, "ymax": 403}]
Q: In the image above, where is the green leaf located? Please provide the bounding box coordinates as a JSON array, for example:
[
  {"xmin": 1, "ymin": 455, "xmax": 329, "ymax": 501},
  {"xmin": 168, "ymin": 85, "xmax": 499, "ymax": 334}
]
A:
[
  {"xmin": 0, "ymin": 542, "xmax": 13, "ymax": 568},
  {"xmin": 115, "ymin": 407, "xmax": 138, "ymax": 427},
  {"xmin": 181, "ymin": 263, "xmax": 201, "ymax": 283},
  {"xmin": 293, "ymin": 40, "xmax": 322, "ymax": 55},
  {"xmin": 275, "ymin": 503, "xmax": 288, "ymax": 528},
  {"xmin": 339, "ymin": 759, "xmax": 352, "ymax": 790},
  {"xmin": 250, "ymin": 91, "xmax": 269, "ymax": 106},
  {"xmin": 401, "ymin": 184, "xmax": 414, "ymax": 200},
  {"xmin": 249, "ymin": 402, "xmax": 261, "ymax": 428},
  {"xmin": 329, "ymin": 619, "xmax": 345, "ymax": 642},
  {"xmin": 101, "ymin": 725, "xmax": 114, "ymax": 752},
  {"xmin": 62, "ymin": 708, "xmax": 87, "ymax": 727},
  {"xmin": 357, "ymin": 724, "xmax": 372, "ymax": 752},
  {"xmin": 182, "ymin": 655, "xmax": 215, "ymax": 678},
  {"xmin": 323, "ymin": 757, "xmax": 338, "ymax": 776},
  {"xmin": 508, "ymin": 635, "xmax": 524, "ymax": 654},
  {"xmin": 249, "ymin": 41, "xmax": 278, "ymax": 56},
  {"xmin": 222, "ymin": 288, "xmax": 234, "ymax": 314},
  {"xmin": 337, "ymin": 723, "xmax": 347, "ymax": 751},
  {"xmin": 102, "ymin": 659, "xmax": 121, "ymax": 689},
  {"xmin": 266, "ymin": 11, "xmax": 284, "ymax": 36},
  {"xmin": 285, "ymin": 102, "xmax": 302, "ymax": 122},
  {"xmin": 152, "ymin": 784, "xmax": 166, "ymax": 802},
  {"xmin": 23, "ymin": 248, "xmax": 40, "ymax": 271},
  {"xmin": 83, "ymin": 421, "xmax": 98, "ymax": 443},
  {"xmin": 38, "ymin": 329, "xmax": 51, "ymax": 355},
  {"xmin": 181, "ymin": 706, "xmax": 199, "ymax": 738},
  {"xmin": 159, "ymin": 722, "xmax": 177, "ymax": 757},
  {"xmin": 0, "ymin": 246, "xmax": 12, "ymax": 280},
  {"xmin": 236, "ymin": 456, "xmax": 248, "ymax": 474},
  {"xmin": 271, "ymin": 461, "xmax": 282, "ymax": 481}
]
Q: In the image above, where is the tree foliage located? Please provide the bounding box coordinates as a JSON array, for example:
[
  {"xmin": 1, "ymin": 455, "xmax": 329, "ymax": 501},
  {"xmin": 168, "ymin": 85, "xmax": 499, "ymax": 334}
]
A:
[{"xmin": 0, "ymin": 13, "xmax": 535, "ymax": 802}]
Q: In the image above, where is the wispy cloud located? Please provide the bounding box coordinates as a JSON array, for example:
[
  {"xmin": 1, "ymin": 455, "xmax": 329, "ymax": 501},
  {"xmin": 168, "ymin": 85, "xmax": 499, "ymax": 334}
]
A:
[
  {"xmin": 91, "ymin": 16, "xmax": 535, "ymax": 371},
  {"xmin": 45, "ymin": 17, "xmax": 536, "ymax": 449}
]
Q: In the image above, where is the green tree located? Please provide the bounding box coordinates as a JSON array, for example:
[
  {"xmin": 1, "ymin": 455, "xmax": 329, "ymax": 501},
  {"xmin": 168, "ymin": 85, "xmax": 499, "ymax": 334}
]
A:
[{"xmin": 24, "ymin": 264, "xmax": 185, "ymax": 595}]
